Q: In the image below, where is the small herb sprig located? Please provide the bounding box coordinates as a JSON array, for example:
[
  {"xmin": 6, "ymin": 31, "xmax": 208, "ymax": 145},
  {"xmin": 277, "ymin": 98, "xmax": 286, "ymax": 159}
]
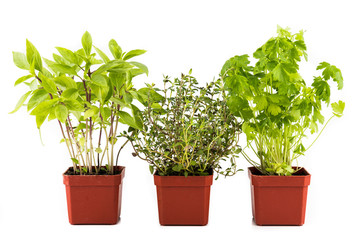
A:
[
  {"xmin": 221, "ymin": 26, "xmax": 345, "ymax": 176},
  {"xmin": 128, "ymin": 70, "xmax": 242, "ymax": 178}
]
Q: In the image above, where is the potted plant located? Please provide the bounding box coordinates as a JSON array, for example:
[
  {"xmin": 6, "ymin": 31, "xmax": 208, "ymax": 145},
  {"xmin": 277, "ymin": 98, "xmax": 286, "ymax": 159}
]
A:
[
  {"xmin": 220, "ymin": 26, "xmax": 345, "ymax": 225},
  {"xmin": 127, "ymin": 71, "xmax": 242, "ymax": 225},
  {"xmin": 10, "ymin": 31, "xmax": 148, "ymax": 224}
]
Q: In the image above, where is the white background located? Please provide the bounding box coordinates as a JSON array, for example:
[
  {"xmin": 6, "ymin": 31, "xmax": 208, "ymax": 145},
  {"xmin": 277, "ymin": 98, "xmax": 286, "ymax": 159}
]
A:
[{"xmin": 1, "ymin": 0, "xmax": 359, "ymax": 239}]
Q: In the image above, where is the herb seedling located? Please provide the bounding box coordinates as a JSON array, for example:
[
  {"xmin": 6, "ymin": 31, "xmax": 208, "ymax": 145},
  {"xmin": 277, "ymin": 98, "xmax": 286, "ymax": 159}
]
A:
[
  {"xmin": 11, "ymin": 32, "xmax": 148, "ymax": 175},
  {"xmin": 128, "ymin": 71, "xmax": 242, "ymax": 178},
  {"xmin": 221, "ymin": 26, "xmax": 344, "ymax": 175}
]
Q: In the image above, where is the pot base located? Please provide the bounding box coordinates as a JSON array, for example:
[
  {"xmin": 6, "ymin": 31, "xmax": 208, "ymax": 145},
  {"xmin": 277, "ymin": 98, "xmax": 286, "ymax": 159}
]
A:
[
  {"xmin": 63, "ymin": 166, "xmax": 125, "ymax": 225},
  {"xmin": 154, "ymin": 174, "xmax": 213, "ymax": 226},
  {"xmin": 248, "ymin": 167, "xmax": 311, "ymax": 226}
]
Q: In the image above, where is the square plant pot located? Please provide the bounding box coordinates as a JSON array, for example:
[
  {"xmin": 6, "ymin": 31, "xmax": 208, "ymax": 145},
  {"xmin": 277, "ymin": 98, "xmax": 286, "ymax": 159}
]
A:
[
  {"xmin": 63, "ymin": 166, "xmax": 125, "ymax": 225},
  {"xmin": 154, "ymin": 174, "xmax": 213, "ymax": 226},
  {"xmin": 248, "ymin": 167, "xmax": 311, "ymax": 226}
]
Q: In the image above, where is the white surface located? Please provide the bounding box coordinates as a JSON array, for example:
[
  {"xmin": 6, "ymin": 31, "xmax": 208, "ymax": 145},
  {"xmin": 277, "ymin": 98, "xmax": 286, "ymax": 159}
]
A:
[{"xmin": 0, "ymin": 0, "xmax": 359, "ymax": 239}]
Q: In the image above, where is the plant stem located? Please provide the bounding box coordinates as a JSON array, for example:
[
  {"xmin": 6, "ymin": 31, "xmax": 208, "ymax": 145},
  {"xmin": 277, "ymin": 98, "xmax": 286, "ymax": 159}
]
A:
[
  {"xmin": 306, "ymin": 115, "xmax": 335, "ymax": 152},
  {"xmin": 116, "ymin": 138, "xmax": 130, "ymax": 167}
]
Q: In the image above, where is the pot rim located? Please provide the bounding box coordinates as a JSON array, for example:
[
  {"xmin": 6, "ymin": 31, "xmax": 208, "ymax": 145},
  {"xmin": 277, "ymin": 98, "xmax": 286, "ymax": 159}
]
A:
[
  {"xmin": 154, "ymin": 173, "xmax": 213, "ymax": 187},
  {"xmin": 248, "ymin": 166, "xmax": 311, "ymax": 187}
]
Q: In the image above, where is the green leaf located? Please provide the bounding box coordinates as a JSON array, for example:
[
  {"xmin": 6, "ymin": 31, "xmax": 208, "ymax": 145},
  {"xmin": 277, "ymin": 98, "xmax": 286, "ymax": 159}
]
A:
[
  {"xmin": 100, "ymin": 106, "xmax": 112, "ymax": 121},
  {"xmin": 25, "ymin": 79, "xmax": 38, "ymax": 91},
  {"xmin": 53, "ymin": 53, "xmax": 67, "ymax": 65},
  {"xmin": 109, "ymin": 39, "xmax": 122, "ymax": 59},
  {"xmin": 110, "ymin": 96, "xmax": 125, "ymax": 107},
  {"xmin": 294, "ymin": 143, "xmax": 305, "ymax": 155},
  {"xmin": 221, "ymin": 54, "xmax": 250, "ymax": 75},
  {"xmin": 26, "ymin": 39, "xmax": 42, "ymax": 71},
  {"xmin": 9, "ymin": 91, "xmax": 31, "ymax": 114},
  {"xmin": 14, "ymin": 75, "xmax": 33, "ymax": 86},
  {"xmin": 272, "ymin": 63, "xmax": 289, "ymax": 82},
  {"xmin": 30, "ymin": 99, "xmax": 58, "ymax": 116},
  {"xmin": 137, "ymin": 87, "xmax": 165, "ymax": 102},
  {"xmin": 124, "ymin": 92, "xmax": 133, "ymax": 104},
  {"xmin": 95, "ymin": 147, "xmax": 102, "ymax": 154},
  {"xmin": 42, "ymin": 68, "xmax": 53, "ymax": 78},
  {"xmin": 253, "ymin": 95, "xmax": 268, "ymax": 111},
  {"xmin": 316, "ymin": 62, "xmax": 330, "ymax": 73},
  {"xmin": 48, "ymin": 108, "xmax": 56, "ymax": 121},
  {"xmin": 118, "ymin": 111, "xmax": 142, "ymax": 130},
  {"xmin": 93, "ymin": 60, "xmax": 129, "ymax": 76},
  {"xmin": 294, "ymin": 40, "xmax": 307, "ymax": 51},
  {"xmin": 91, "ymin": 74, "xmax": 107, "ymax": 87},
  {"xmin": 331, "ymin": 100, "xmax": 345, "ymax": 117},
  {"xmin": 64, "ymin": 99, "xmax": 84, "ymax": 111},
  {"xmin": 55, "ymin": 104, "xmax": 69, "ymax": 123},
  {"xmin": 13, "ymin": 52, "xmax": 30, "ymax": 70},
  {"xmin": 242, "ymin": 122, "xmax": 255, "ymax": 140},
  {"xmin": 27, "ymin": 88, "xmax": 49, "ymax": 111},
  {"xmin": 43, "ymin": 57, "xmax": 57, "ymax": 68},
  {"xmin": 38, "ymin": 72, "xmax": 57, "ymax": 94},
  {"xmin": 71, "ymin": 158, "xmax": 79, "ymax": 164},
  {"xmin": 61, "ymin": 88, "xmax": 78, "ymax": 100},
  {"xmin": 109, "ymin": 136, "xmax": 117, "ymax": 145},
  {"xmin": 313, "ymin": 109, "xmax": 325, "ymax": 124},
  {"xmin": 172, "ymin": 164, "xmax": 183, "ymax": 172},
  {"xmin": 36, "ymin": 113, "xmax": 48, "ymax": 129},
  {"xmin": 151, "ymin": 103, "xmax": 162, "ymax": 109},
  {"xmin": 131, "ymin": 104, "xmax": 143, "ymax": 130},
  {"xmin": 253, "ymin": 48, "xmax": 265, "ymax": 59},
  {"xmin": 123, "ymin": 49, "xmax": 146, "ymax": 61},
  {"xmin": 312, "ymin": 78, "xmax": 330, "ymax": 103},
  {"xmin": 290, "ymin": 108, "xmax": 301, "ymax": 120},
  {"xmin": 317, "ymin": 62, "xmax": 343, "ymax": 90},
  {"xmin": 267, "ymin": 104, "xmax": 282, "ymax": 116},
  {"xmin": 54, "ymin": 76, "xmax": 77, "ymax": 89},
  {"xmin": 227, "ymin": 96, "xmax": 253, "ymax": 121},
  {"xmin": 84, "ymin": 107, "xmax": 99, "ymax": 119},
  {"xmin": 81, "ymin": 31, "xmax": 92, "ymax": 56},
  {"xmin": 149, "ymin": 165, "xmax": 155, "ymax": 174},
  {"xmin": 333, "ymin": 68, "xmax": 343, "ymax": 90},
  {"xmin": 90, "ymin": 82, "xmax": 109, "ymax": 104},
  {"xmin": 50, "ymin": 63, "xmax": 78, "ymax": 76},
  {"xmin": 94, "ymin": 46, "xmax": 110, "ymax": 63},
  {"xmin": 55, "ymin": 47, "xmax": 78, "ymax": 64},
  {"xmin": 129, "ymin": 61, "xmax": 148, "ymax": 76}
]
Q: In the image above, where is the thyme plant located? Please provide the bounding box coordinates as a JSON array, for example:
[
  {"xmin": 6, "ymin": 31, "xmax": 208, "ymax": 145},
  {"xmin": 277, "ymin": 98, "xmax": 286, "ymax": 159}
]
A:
[
  {"xmin": 221, "ymin": 26, "xmax": 345, "ymax": 176},
  {"xmin": 128, "ymin": 71, "xmax": 242, "ymax": 178},
  {"xmin": 11, "ymin": 32, "xmax": 147, "ymax": 175}
]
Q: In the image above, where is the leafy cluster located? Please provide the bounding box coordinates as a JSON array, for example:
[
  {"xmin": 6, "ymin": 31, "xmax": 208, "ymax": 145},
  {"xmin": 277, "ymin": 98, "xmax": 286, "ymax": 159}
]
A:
[
  {"xmin": 221, "ymin": 26, "xmax": 345, "ymax": 175},
  {"xmin": 11, "ymin": 32, "xmax": 148, "ymax": 175},
  {"xmin": 129, "ymin": 71, "xmax": 242, "ymax": 178}
]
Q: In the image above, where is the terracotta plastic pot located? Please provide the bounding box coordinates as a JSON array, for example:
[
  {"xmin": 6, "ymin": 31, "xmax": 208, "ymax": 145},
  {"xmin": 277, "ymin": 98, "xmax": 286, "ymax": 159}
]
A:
[
  {"xmin": 248, "ymin": 167, "xmax": 311, "ymax": 226},
  {"xmin": 63, "ymin": 166, "xmax": 125, "ymax": 225},
  {"xmin": 154, "ymin": 174, "xmax": 213, "ymax": 226}
]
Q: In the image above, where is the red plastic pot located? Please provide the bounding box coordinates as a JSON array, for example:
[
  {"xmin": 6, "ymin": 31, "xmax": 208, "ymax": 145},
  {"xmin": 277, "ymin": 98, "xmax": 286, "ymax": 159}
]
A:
[
  {"xmin": 63, "ymin": 166, "xmax": 125, "ymax": 225},
  {"xmin": 248, "ymin": 167, "xmax": 311, "ymax": 226},
  {"xmin": 154, "ymin": 174, "xmax": 213, "ymax": 226}
]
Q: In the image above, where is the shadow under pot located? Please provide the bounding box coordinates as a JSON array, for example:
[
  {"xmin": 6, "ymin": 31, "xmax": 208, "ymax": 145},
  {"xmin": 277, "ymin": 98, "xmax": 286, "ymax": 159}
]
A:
[
  {"xmin": 154, "ymin": 173, "xmax": 213, "ymax": 226},
  {"xmin": 63, "ymin": 166, "xmax": 125, "ymax": 225},
  {"xmin": 248, "ymin": 166, "xmax": 311, "ymax": 226}
]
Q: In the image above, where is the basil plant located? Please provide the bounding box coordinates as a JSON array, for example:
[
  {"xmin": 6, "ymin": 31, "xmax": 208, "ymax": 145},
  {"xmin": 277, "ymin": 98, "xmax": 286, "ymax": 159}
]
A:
[
  {"xmin": 127, "ymin": 71, "xmax": 242, "ymax": 179},
  {"xmin": 11, "ymin": 32, "xmax": 148, "ymax": 175},
  {"xmin": 221, "ymin": 26, "xmax": 345, "ymax": 176}
]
